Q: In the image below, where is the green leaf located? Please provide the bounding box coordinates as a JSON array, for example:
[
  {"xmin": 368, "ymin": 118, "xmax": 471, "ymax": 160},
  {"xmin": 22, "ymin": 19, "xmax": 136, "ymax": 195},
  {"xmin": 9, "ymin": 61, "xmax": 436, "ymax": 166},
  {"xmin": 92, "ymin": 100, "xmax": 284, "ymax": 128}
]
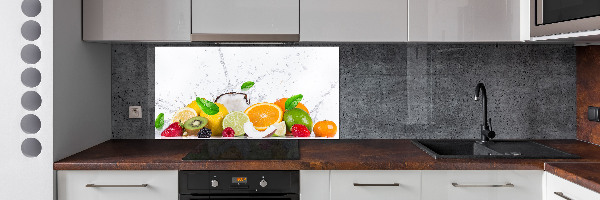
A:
[
  {"xmin": 241, "ymin": 81, "xmax": 255, "ymax": 90},
  {"xmin": 285, "ymin": 94, "xmax": 303, "ymax": 110},
  {"xmin": 155, "ymin": 113, "xmax": 164, "ymax": 129},
  {"xmin": 196, "ymin": 97, "xmax": 220, "ymax": 115}
]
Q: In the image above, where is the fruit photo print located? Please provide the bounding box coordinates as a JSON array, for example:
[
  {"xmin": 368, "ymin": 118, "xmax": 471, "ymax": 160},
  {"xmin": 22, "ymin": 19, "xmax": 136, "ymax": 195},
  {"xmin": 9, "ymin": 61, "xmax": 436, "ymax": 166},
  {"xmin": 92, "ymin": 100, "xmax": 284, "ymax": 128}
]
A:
[{"xmin": 155, "ymin": 47, "xmax": 339, "ymax": 139}]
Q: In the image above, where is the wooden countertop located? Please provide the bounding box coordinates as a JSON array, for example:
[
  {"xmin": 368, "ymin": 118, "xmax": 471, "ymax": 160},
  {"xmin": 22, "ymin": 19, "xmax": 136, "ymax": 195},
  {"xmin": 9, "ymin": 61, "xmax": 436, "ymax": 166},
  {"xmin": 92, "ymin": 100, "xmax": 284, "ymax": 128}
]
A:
[
  {"xmin": 545, "ymin": 162, "xmax": 600, "ymax": 194},
  {"xmin": 54, "ymin": 139, "xmax": 600, "ymax": 171},
  {"xmin": 54, "ymin": 139, "xmax": 600, "ymax": 194}
]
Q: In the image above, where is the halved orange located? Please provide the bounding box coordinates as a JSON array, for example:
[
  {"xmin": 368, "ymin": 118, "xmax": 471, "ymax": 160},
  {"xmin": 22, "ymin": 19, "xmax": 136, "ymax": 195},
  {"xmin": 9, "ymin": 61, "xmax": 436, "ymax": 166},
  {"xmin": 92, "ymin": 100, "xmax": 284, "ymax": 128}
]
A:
[{"xmin": 244, "ymin": 102, "xmax": 283, "ymax": 131}]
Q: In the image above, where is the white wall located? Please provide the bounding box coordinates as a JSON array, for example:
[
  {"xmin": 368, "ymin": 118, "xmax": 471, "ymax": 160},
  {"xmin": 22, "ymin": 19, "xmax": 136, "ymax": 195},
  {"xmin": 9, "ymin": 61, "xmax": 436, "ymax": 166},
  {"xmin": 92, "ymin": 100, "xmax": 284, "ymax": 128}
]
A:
[
  {"xmin": 53, "ymin": 0, "xmax": 112, "ymax": 162},
  {"xmin": 0, "ymin": 0, "xmax": 54, "ymax": 199},
  {"xmin": 1, "ymin": 0, "xmax": 111, "ymax": 199}
]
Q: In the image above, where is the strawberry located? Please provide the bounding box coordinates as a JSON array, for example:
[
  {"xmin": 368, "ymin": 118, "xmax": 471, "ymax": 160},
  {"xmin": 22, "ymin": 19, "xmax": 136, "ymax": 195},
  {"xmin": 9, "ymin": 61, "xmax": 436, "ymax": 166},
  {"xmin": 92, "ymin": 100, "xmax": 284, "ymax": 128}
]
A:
[
  {"xmin": 291, "ymin": 124, "xmax": 310, "ymax": 137},
  {"xmin": 222, "ymin": 127, "xmax": 235, "ymax": 137},
  {"xmin": 161, "ymin": 122, "xmax": 183, "ymax": 137}
]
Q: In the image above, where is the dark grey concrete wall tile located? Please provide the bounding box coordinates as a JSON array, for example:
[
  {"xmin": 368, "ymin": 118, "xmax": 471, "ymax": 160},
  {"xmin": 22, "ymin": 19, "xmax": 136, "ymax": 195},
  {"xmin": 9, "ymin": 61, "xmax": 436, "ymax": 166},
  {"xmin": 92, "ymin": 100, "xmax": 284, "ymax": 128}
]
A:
[
  {"xmin": 340, "ymin": 75, "xmax": 407, "ymax": 139},
  {"xmin": 111, "ymin": 44, "xmax": 155, "ymax": 139},
  {"xmin": 339, "ymin": 44, "xmax": 407, "ymax": 75},
  {"xmin": 111, "ymin": 43, "xmax": 576, "ymax": 140}
]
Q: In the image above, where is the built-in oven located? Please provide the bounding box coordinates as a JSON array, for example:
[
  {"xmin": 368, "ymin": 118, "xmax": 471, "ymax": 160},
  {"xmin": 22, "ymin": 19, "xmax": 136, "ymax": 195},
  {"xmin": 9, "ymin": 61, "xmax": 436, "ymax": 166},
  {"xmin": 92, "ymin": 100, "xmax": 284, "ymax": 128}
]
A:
[
  {"xmin": 179, "ymin": 171, "xmax": 299, "ymax": 200},
  {"xmin": 531, "ymin": 0, "xmax": 600, "ymax": 38}
]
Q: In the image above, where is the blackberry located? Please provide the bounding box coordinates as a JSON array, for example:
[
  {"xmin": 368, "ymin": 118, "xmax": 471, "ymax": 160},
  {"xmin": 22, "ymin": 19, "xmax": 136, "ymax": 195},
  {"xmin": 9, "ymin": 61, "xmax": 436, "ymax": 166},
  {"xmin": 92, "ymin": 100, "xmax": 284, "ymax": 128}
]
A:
[{"xmin": 198, "ymin": 128, "xmax": 212, "ymax": 138}]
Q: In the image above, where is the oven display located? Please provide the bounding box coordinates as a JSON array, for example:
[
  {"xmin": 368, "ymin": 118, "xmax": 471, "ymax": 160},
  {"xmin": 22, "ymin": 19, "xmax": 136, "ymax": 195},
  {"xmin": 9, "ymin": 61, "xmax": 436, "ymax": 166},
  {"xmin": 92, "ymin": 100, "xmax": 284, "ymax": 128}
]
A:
[{"xmin": 232, "ymin": 177, "xmax": 247, "ymax": 184}]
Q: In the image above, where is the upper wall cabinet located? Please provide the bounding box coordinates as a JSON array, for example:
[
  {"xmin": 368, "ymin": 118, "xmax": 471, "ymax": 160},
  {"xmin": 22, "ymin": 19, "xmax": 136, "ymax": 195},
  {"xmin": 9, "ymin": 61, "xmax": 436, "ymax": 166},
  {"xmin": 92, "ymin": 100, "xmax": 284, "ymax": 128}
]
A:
[
  {"xmin": 409, "ymin": 0, "xmax": 529, "ymax": 42},
  {"xmin": 300, "ymin": 0, "xmax": 408, "ymax": 42},
  {"xmin": 83, "ymin": 0, "xmax": 191, "ymax": 42},
  {"xmin": 191, "ymin": 0, "xmax": 300, "ymax": 41}
]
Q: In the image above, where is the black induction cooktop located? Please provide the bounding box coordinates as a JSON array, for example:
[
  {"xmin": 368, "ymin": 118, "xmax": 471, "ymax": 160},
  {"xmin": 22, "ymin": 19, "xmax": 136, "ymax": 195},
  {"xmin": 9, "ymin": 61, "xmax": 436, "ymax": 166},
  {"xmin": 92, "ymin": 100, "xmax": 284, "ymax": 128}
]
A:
[{"xmin": 182, "ymin": 140, "xmax": 300, "ymax": 160}]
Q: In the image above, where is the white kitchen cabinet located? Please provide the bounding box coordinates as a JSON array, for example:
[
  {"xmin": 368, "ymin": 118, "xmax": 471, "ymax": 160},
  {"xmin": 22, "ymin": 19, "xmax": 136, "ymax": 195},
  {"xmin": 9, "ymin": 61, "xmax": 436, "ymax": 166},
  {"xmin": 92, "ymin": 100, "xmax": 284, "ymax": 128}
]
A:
[
  {"xmin": 57, "ymin": 170, "xmax": 178, "ymax": 200},
  {"xmin": 300, "ymin": 0, "xmax": 408, "ymax": 42},
  {"xmin": 330, "ymin": 170, "xmax": 421, "ymax": 200},
  {"xmin": 422, "ymin": 170, "xmax": 543, "ymax": 200},
  {"xmin": 545, "ymin": 172, "xmax": 600, "ymax": 200},
  {"xmin": 409, "ymin": 0, "xmax": 529, "ymax": 42},
  {"xmin": 191, "ymin": 0, "xmax": 299, "ymax": 41},
  {"xmin": 83, "ymin": 0, "xmax": 191, "ymax": 41},
  {"xmin": 300, "ymin": 170, "xmax": 330, "ymax": 200}
]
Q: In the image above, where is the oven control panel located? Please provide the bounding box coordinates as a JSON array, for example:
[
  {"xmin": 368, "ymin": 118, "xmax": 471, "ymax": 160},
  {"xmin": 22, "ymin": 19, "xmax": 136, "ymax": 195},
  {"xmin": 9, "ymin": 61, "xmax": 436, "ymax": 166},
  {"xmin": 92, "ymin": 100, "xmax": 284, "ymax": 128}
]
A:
[
  {"xmin": 179, "ymin": 171, "xmax": 299, "ymax": 194},
  {"xmin": 231, "ymin": 177, "xmax": 249, "ymax": 189}
]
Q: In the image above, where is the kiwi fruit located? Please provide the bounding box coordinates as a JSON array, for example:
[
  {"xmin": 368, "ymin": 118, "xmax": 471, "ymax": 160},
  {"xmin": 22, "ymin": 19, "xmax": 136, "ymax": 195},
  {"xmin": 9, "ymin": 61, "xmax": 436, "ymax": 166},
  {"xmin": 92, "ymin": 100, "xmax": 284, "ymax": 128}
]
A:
[{"xmin": 183, "ymin": 116, "xmax": 208, "ymax": 135}]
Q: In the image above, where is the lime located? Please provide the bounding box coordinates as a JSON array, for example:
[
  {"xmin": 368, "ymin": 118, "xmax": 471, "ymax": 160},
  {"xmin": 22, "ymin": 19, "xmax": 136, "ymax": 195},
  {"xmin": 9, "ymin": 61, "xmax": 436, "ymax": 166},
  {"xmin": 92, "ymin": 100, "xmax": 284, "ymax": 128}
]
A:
[
  {"xmin": 222, "ymin": 111, "xmax": 250, "ymax": 136},
  {"xmin": 283, "ymin": 108, "xmax": 313, "ymax": 132},
  {"xmin": 272, "ymin": 121, "xmax": 287, "ymax": 137}
]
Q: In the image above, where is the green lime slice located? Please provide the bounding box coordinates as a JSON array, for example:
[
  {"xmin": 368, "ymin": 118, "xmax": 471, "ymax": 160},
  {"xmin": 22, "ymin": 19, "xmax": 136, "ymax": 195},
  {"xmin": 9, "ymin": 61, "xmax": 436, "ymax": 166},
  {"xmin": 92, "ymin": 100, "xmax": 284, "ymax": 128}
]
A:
[{"xmin": 222, "ymin": 111, "xmax": 250, "ymax": 136}]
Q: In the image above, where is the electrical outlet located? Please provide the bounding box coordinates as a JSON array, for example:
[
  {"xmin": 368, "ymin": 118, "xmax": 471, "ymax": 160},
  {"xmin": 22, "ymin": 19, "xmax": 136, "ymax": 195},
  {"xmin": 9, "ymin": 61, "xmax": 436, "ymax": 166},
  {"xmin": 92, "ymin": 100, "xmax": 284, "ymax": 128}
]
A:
[{"xmin": 129, "ymin": 106, "xmax": 142, "ymax": 119}]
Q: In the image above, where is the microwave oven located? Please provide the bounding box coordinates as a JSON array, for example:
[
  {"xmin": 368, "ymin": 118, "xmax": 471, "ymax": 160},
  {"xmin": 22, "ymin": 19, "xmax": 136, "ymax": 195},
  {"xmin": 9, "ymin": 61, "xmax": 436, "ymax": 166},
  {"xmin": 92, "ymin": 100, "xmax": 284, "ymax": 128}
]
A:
[{"xmin": 531, "ymin": 0, "xmax": 600, "ymax": 39}]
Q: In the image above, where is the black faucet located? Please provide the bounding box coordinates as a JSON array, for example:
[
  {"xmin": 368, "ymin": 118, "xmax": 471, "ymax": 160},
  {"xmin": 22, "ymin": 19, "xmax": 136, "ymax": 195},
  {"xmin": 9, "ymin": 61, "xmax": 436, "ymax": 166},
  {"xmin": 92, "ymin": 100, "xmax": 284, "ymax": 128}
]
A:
[{"xmin": 474, "ymin": 83, "xmax": 495, "ymax": 143}]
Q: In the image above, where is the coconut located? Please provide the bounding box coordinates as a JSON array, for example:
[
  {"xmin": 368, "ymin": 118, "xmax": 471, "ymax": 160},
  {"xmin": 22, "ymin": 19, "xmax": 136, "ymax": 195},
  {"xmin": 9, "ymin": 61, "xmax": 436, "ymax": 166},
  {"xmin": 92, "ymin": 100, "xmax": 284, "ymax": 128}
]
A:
[
  {"xmin": 244, "ymin": 122, "xmax": 277, "ymax": 138},
  {"xmin": 215, "ymin": 92, "xmax": 250, "ymax": 112}
]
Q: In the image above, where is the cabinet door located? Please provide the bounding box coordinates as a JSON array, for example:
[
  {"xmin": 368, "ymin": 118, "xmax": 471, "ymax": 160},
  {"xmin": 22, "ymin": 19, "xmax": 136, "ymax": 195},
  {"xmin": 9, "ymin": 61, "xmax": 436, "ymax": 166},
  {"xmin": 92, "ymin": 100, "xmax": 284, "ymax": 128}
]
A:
[
  {"xmin": 192, "ymin": 0, "xmax": 299, "ymax": 35},
  {"xmin": 301, "ymin": 0, "xmax": 408, "ymax": 42},
  {"xmin": 409, "ymin": 0, "xmax": 529, "ymax": 42},
  {"xmin": 330, "ymin": 170, "xmax": 420, "ymax": 200},
  {"xmin": 422, "ymin": 170, "xmax": 542, "ymax": 200},
  {"xmin": 300, "ymin": 171, "xmax": 330, "ymax": 200},
  {"xmin": 83, "ymin": 0, "xmax": 191, "ymax": 41},
  {"xmin": 545, "ymin": 172, "xmax": 600, "ymax": 200},
  {"xmin": 57, "ymin": 170, "xmax": 178, "ymax": 200}
]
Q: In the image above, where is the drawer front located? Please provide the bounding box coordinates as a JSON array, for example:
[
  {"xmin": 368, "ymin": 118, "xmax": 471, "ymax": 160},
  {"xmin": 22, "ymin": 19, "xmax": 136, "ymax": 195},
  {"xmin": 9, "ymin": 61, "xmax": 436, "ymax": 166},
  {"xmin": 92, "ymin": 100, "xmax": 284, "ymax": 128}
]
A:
[
  {"xmin": 546, "ymin": 172, "xmax": 600, "ymax": 200},
  {"xmin": 422, "ymin": 170, "xmax": 542, "ymax": 200},
  {"xmin": 330, "ymin": 170, "xmax": 421, "ymax": 200},
  {"xmin": 57, "ymin": 170, "xmax": 178, "ymax": 200}
]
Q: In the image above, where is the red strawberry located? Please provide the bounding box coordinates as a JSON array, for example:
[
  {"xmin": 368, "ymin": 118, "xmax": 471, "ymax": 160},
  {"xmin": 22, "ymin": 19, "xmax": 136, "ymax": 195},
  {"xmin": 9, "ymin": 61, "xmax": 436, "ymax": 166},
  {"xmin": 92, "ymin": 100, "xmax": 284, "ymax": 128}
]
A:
[
  {"xmin": 222, "ymin": 127, "xmax": 235, "ymax": 137},
  {"xmin": 291, "ymin": 124, "xmax": 310, "ymax": 137},
  {"xmin": 161, "ymin": 122, "xmax": 183, "ymax": 137}
]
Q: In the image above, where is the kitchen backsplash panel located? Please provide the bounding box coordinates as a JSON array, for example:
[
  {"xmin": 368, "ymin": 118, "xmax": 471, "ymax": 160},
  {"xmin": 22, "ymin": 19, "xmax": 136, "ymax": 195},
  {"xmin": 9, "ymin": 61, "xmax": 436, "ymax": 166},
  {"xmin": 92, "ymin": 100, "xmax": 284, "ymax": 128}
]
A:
[
  {"xmin": 112, "ymin": 43, "xmax": 576, "ymax": 139},
  {"xmin": 154, "ymin": 47, "xmax": 340, "ymax": 139}
]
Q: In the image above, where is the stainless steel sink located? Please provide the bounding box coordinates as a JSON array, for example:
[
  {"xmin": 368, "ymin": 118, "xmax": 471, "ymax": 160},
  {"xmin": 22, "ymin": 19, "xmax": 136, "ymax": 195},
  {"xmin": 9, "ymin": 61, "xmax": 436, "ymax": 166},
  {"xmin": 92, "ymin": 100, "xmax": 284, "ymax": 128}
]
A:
[{"xmin": 412, "ymin": 140, "xmax": 579, "ymax": 159}]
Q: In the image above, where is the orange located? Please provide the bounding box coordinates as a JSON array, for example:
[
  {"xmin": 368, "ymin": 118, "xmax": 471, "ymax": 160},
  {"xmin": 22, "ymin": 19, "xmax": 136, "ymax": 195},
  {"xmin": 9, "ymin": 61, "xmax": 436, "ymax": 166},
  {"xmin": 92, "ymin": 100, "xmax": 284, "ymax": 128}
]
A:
[
  {"xmin": 198, "ymin": 103, "xmax": 228, "ymax": 136},
  {"xmin": 186, "ymin": 100, "xmax": 202, "ymax": 115},
  {"xmin": 313, "ymin": 120, "xmax": 337, "ymax": 138},
  {"xmin": 244, "ymin": 103, "xmax": 283, "ymax": 131},
  {"xmin": 187, "ymin": 100, "xmax": 229, "ymax": 135},
  {"xmin": 274, "ymin": 98, "xmax": 309, "ymax": 115},
  {"xmin": 171, "ymin": 107, "xmax": 198, "ymax": 124}
]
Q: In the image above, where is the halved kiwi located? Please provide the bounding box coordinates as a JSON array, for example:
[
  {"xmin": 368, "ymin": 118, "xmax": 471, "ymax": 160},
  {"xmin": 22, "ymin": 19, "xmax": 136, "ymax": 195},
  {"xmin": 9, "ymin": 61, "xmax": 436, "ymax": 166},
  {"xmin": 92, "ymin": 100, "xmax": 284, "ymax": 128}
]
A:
[{"xmin": 183, "ymin": 116, "xmax": 208, "ymax": 135}]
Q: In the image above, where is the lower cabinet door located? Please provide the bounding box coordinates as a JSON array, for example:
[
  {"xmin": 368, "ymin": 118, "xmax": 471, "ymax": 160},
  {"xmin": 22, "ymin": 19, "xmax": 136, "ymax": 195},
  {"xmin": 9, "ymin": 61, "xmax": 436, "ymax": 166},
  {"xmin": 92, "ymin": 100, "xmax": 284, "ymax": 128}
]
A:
[
  {"xmin": 421, "ymin": 170, "xmax": 542, "ymax": 200},
  {"xmin": 546, "ymin": 172, "xmax": 600, "ymax": 200},
  {"xmin": 300, "ymin": 170, "xmax": 330, "ymax": 200},
  {"xmin": 57, "ymin": 170, "xmax": 178, "ymax": 200},
  {"xmin": 330, "ymin": 170, "xmax": 421, "ymax": 200}
]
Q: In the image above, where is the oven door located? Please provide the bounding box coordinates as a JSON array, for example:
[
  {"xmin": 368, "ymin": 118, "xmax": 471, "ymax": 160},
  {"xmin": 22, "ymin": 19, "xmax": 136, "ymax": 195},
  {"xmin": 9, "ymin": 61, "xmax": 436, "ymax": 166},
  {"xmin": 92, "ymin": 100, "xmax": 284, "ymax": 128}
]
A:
[
  {"xmin": 531, "ymin": 0, "xmax": 600, "ymax": 37},
  {"xmin": 180, "ymin": 194, "xmax": 299, "ymax": 200}
]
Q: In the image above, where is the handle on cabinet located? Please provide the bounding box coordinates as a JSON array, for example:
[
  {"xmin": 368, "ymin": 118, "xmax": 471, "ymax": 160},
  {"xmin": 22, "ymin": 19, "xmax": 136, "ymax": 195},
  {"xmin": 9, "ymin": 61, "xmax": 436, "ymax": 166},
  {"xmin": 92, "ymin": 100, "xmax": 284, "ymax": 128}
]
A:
[
  {"xmin": 86, "ymin": 184, "xmax": 149, "ymax": 188},
  {"xmin": 353, "ymin": 183, "xmax": 400, "ymax": 186},
  {"xmin": 554, "ymin": 192, "xmax": 573, "ymax": 200},
  {"xmin": 451, "ymin": 183, "xmax": 514, "ymax": 187}
]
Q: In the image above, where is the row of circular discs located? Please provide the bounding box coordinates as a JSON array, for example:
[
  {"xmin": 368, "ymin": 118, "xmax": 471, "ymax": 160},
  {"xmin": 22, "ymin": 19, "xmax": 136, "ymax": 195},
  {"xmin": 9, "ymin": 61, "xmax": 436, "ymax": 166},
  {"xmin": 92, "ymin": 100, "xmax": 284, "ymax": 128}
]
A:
[{"xmin": 20, "ymin": 0, "xmax": 43, "ymax": 158}]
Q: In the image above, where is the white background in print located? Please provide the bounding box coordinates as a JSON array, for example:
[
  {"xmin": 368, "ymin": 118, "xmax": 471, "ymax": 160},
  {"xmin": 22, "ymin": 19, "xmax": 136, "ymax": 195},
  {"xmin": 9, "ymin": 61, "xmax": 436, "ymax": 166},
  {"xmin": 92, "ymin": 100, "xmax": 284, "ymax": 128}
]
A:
[{"xmin": 155, "ymin": 47, "xmax": 339, "ymax": 139}]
